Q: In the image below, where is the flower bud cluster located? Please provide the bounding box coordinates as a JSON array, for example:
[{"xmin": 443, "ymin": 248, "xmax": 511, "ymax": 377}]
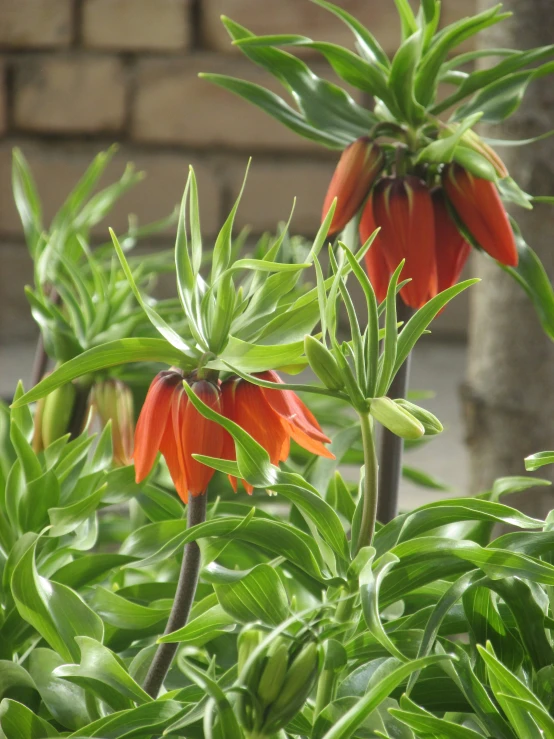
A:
[{"xmin": 237, "ymin": 628, "xmax": 321, "ymax": 737}]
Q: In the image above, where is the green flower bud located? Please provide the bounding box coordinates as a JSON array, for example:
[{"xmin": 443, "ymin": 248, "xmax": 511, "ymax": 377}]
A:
[
  {"xmin": 370, "ymin": 396, "xmax": 425, "ymax": 440},
  {"xmin": 258, "ymin": 640, "xmax": 289, "ymax": 705},
  {"xmin": 394, "ymin": 399, "xmax": 443, "ymax": 435},
  {"xmin": 265, "ymin": 642, "xmax": 320, "ymax": 732},
  {"xmin": 304, "ymin": 335, "xmax": 344, "ymax": 391},
  {"xmin": 34, "ymin": 382, "xmax": 77, "ymax": 451},
  {"xmin": 237, "ymin": 628, "xmax": 263, "ymax": 676}
]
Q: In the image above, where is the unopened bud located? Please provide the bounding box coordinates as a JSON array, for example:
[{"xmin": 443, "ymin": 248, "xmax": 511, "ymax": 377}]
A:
[
  {"xmin": 93, "ymin": 379, "xmax": 134, "ymax": 466},
  {"xmin": 323, "ymin": 138, "xmax": 384, "ymax": 236},
  {"xmin": 370, "ymin": 397, "xmax": 425, "ymax": 440},
  {"xmin": 258, "ymin": 639, "xmax": 289, "ymax": 705},
  {"xmin": 304, "ymin": 336, "xmax": 343, "ymax": 391},
  {"xmin": 265, "ymin": 642, "xmax": 320, "ymax": 732},
  {"xmin": 237, "ymin": 627, "xmax": 263, "ymax": 676},
  {"xmin": 34, "ymin": 382, "xmax": 77, "ymax": 451},
  {"xmin": 394, "ymin": 399, "xmax": 443, "ymax": 435}
]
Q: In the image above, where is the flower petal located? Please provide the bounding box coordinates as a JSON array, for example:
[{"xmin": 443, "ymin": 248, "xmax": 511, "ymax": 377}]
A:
[
  {"xmin": 133, "ymin": 370, "xmax": 183, "ymax": 483},
  {"xmin": 159, "ymin": 385, "xmax": 188, "ymax": 503},
  {"xmin": 258, "ymin": 371, "xmax": 331, "ymax": 444},
  {"xmin": 183, "ymin": 380, "xmax": 224, "ymax": 496}
]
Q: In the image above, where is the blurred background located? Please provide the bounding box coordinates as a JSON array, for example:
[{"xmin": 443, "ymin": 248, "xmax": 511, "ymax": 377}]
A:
[{"xmin": 4, "ymin": 0, "xmax": 547, "ymax": 507}]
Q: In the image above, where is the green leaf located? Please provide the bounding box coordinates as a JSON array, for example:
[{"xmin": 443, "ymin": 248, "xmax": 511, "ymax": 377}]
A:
[
  {"xmin": 321, "ymin": 655, "xmax": 455, "ymax": 739},
  {"xmin": 525, "ymin": 451, "xmax": 554, "ymax": 471},
  {"xmin": 200, "ymin": 73, "xmax": 348, "ymax": 149},
  {"xmin": 0, "ymin": 662, "xmax": 37, "ymax": 704},
  {"xmin": 111, "ymin": 228, "xmax": 199, "ymax": 354},
  {"xmin": 12, "ymin": 148, "xmax": 43, "ymax": 255},
  {"xmin": 0, "ymin": 699, "xmax": 59, "ymax": 739},
  {"xmin": 225, "ymin": 18, "xmax": 376, "ymax": 140},
  {"xmin": 309, "ymin": 0, "xmax": 389, "ymax": 67},
  {"xmin": 11, "ymin": 338, "xmax": 188, "ymax": 407},
  {"xmin": 11, "ymin": 540, "xmax": 104, "ymax": 662},
  {"xmin": 122, "ymin": 515, "xmax": 328, "ymax": 582},
  {"xmin": 359, "ymin": 550, "xmax": 407, "ymax": 661},
  {"xmin": 502, "ymin": 234, "xmax": 554, "ymax": 340},
  {"xmin": 213, "ymin": 563, "xmax": 289, "ymax": 625},
  {"xmin": 393, "ymin": 279, "xmax": 479, "ymax": 378},
  {"xmin": 394, "ymin": 0, "xmax": 418, "ymax": 39},
  {"xmin": 90, "ymin": 587, "xmax": 169, "ymax": 630},
  {"xmin": 48, "ymin": 484, "xmax": 106, "ymax": 537},
  {"xmin": 478, "ymin": 644, "xmax": 544, "ymax": 738},
  {"xmin": 52, "ymin": 553, "xmax": 136, "ymax": 589},
  {"xmin": 28, "ymin": 649, "xmax": 89, "ymax": 732},
  {"xmin": 54, "ymin": 636, "xmax": 151, "ymax": 711},
  {"xmin": 159, "ymin": 603, "xmax": 235, "ymax": 645},
  {"xmin": 66, "ymin": 700, "xmax": 184, "ymax": 738},
  {"xmin": 435, "ymin": 45, "xmax": 554, "ymax": 114},
  {"xmin": 208, "ymin": 336, "xmax": 305, "ymax": 373},
  {"xmin": 388, "ymin": 30, "xmax": 425, "ymax": 124},
  {"xmin": 390, "ymin": 707, "xmax": 485, "ymax": 738},
  {"xmin": 415, "ymin": 5, "xmax": 510, "ymax": 107}
]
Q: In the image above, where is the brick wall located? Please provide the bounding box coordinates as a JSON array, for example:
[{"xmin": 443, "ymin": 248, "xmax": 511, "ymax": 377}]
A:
[{"xmin": 0, "ymin": 0, "xmax": 475, "ymax": 342}]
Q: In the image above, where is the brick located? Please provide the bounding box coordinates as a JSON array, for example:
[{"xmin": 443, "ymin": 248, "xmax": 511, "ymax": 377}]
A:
[
  {"xmin": 202, "ymin": 0, "xmax": 477, "ymax": 55},
  {"xmin": 0, "ymin": 141, "xmax": 222, "ymax": 241},
  {"xmin": 0, "ymin": 60, "xmax": 6, "ymax": 137},
  {"xmin": 83, "ymin": 0, "xmax": 191, "ymax": 51},
  {"xmin": 0, "ymin": 0, "xmax": 73, "ymax": 48},
  {"xmin": 229, "ymin": 159, "xmax": 335, "ymax": 235},
  {"xmin": 132, "ymin": 54, "xmax": 333, "ymax": 152},
  {"xmin": 0, "ymin": 243, "xmax": 38, "ymax": 342},
  {"xmin": 13, "ymin": 56, "xmax": 126, "ymax": 134}
]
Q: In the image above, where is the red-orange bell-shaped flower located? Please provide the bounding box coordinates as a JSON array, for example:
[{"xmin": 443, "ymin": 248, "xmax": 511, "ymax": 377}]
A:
[
  {"xmin": 221, "ymin": 371, "xmax": 334, "ymax": 494},
  {"xmin": 133, "ymin": 369, "xmax": 224, "ymax": 502},
  {"xmin": 322, "ymin": 137, "xmax": 384, "ymax": 236},
  {"xmin": 432, "ymin": 188, "xmax": 472, "ymax": 295},
  {"xmin": 442, "ymin": 163, "xmax": 518, "ymax": 267},
  {"xmin": 359, "ymin": 176, "xmax": 437, "ymax": 309}
]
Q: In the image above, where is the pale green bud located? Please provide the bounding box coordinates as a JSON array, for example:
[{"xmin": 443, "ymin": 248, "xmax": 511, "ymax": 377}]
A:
[
  {"xmin": 370, "ymin": 397, "xmax": 425, "ymax": 440},
  {"xmin": 237, "ymin": 628, "xmax": 263, "ymax": 676},
  {"xmin": 258, "ymin": 640, "xmax": 289, "ymax": 705},
  {"xmin": 265, "ymin": 642, "xmax": 320, "ymax": 731},
  {"xmin": 304, "ymin": 335, "xmax": 344, "ymax": 391},
  {"xmin": 394, "ymin": 399, "xmax": 443, "ymax": 435},
  {"xmin": 39, "ymin": 382, "xmax": 77, "ymax": 449}
]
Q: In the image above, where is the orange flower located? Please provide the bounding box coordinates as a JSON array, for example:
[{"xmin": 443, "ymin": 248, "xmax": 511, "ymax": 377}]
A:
[
  {"xmin": 221, "ymin": 371, "xmax": 334, "ymax": 494},
  {"xmin": 322, "ymin": 137, "xmax": 384, "ymax": 236},
  {"xmin": 133, "ymin": 369, "xmax": 224, "ymax": 502},
  {"xmin": 442, "ymin": 163, "xmax": 518, "ymax": 267},
  {"xmin": 360, "ymin": 176, "xmax": 437, "ymax": 309},
  {"xmin": 432, "ymin": 188, "xmax": 472, "ymax": 295}
]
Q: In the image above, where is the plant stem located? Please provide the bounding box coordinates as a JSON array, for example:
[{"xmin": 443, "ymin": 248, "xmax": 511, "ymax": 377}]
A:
[
  {"xmin": 31, "ymin": 334, "xmax": 49, "ymax": 388},
  {"xmin": 377, "ymin": 299, "xmax": 414, "ymax": 524},
  {"xmin": 314, "ymin": 593, "xmax": 354, "ymax": 717},
  {"xmin": 354, "ymin": 411, "xmax": 379, "ymax": 555},
  {"xmin": 143, "ymin": 493, "xmax": 207, "ymax": 698}
]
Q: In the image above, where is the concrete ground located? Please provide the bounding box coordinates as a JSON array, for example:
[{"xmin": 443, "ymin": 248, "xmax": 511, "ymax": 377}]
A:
[{"xmin": 0, "ymin": 338, "xmax": 469, "ymax": 508}]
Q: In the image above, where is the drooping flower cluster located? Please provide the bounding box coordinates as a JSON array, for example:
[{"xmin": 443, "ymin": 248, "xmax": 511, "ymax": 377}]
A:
[
  {"xmin": 133, "ymin": 369, "xmax": 333, "ymax": 502},
  {"xmin": 323, "ymin": 137, "xmax": 518, "ymax": 309}
]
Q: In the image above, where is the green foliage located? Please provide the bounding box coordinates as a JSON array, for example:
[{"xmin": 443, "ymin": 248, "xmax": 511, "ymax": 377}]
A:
[{"xmin": 4, "ymin": 4, "xmax": 554, "ymax": 736}]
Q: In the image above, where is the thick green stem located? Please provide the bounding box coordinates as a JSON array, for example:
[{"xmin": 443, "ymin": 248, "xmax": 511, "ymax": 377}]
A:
[
  {"xmin": 314, "ymin": 594, "xmax": 354, "ymax": 717},
  {"xmin": 354, "ymin": 412, "xmax": 379, "ymax": 555},
  {"xmin": 142, "ymin": 494, "xmax": 207, "ymax": 698}
]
